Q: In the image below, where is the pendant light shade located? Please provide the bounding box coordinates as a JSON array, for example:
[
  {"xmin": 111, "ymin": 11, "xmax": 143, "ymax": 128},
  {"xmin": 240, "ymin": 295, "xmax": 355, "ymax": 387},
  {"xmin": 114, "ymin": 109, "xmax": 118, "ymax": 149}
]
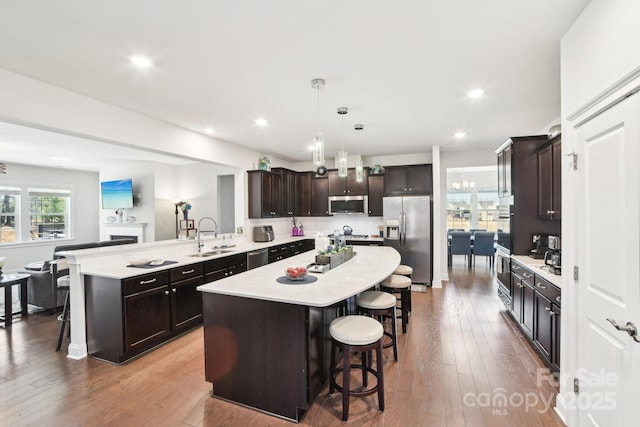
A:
[
  {"xmin": 338, "ymin": 147, "xmax": 348, "ymax": 177},
  {"xmin": 311, "ymin": 79, "xmax": 325, "ymax": 166}
]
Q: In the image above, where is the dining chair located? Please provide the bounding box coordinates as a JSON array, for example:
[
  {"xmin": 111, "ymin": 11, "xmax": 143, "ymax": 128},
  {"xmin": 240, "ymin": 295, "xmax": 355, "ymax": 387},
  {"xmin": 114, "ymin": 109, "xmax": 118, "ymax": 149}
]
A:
[
  {"xmin": 472, "ymin": 231, "xmax": 496, "ymax": 269},
  {"xmin": 469, "ymin": 228, "xmax": 487, "ymax": 234},
  {"xmin": 449, "ymin": 231, "xmax": 472, "ymax": 268}
]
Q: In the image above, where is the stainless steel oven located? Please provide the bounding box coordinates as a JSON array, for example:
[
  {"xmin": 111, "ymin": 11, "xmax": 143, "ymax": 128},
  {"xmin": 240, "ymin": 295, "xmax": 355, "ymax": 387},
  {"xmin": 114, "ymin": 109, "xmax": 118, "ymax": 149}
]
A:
[{"xmin": 495, "ymin": 247, "xmax": 511, "ymax": 308}]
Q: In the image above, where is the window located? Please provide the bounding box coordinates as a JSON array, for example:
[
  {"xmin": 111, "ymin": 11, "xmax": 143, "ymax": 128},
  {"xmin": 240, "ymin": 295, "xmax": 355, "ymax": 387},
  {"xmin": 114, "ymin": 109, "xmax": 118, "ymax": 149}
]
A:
[
  {"xmin": 0, "ymin": 186, "xmax": 20, "ymax": 244},
  {"xmin": 0, "ymin": 185, "xmax": 72, "ymax": 245},
  {"xmin": 446, "ymin": 166, "xmax": 499, "ymax": 232},
  {"xmin": 29, "ymin": 188, "xmax": 70, "ymax": 241}
]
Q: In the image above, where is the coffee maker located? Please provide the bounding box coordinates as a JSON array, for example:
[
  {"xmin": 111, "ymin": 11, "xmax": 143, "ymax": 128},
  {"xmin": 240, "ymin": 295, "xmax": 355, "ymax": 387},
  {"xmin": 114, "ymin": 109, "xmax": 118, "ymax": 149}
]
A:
[
  {"xmin": 530, "ymin": 234, "xmax": 549, "ymax": 259},
  {"xmin": 544, "ymin": 236, "xmax": 561, "ymax": 275}
]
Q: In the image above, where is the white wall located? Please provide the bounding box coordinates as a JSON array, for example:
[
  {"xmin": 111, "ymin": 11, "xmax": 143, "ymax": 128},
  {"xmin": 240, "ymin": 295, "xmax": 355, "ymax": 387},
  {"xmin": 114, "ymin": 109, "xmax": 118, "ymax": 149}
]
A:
[
  {"xmin": 561, "ymin": 0, "xmax": 640, "ymax": 116},
  {"xmin": 0, "ymin": 163, "xmax": 99, "ymax": 270}
]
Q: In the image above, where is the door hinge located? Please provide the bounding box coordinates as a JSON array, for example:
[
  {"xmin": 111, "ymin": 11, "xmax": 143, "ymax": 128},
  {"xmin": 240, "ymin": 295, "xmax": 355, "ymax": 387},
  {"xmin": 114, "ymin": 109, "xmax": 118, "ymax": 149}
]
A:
[
  {"xmin": 567, "ymin": 152, "xmax": 578, "ymax": 170},
  {"xmin": 574, "ymin": 266, "xmax": 579, "ymax": 281},
  {"xmin": 574, "ymin": 377, "xmax": 580, "ymax": 394}
]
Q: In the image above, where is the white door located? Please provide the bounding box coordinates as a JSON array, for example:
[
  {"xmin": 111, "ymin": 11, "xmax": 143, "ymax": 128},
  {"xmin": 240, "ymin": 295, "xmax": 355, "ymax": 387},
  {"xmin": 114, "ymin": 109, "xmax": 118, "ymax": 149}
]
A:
[{"xmin": 576, "ymin": 92, "xmax": 640, "ymax": 426}]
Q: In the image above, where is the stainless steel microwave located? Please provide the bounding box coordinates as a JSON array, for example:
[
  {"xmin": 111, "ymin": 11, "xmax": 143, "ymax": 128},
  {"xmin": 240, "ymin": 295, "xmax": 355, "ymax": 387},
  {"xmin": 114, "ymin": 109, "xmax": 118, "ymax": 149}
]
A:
[{"xmin": 328, "ymin": 195, "xmax": 368, "ymax": 215}]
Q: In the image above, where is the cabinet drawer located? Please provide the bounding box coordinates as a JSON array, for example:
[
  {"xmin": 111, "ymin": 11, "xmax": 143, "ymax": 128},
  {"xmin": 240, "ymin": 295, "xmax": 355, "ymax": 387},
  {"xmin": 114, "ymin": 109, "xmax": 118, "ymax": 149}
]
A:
[
  {"xmin": 511, "ymin": 261, "xmax": 534, "ymax": 284},
  {"xmin": 203, "ymin": 253, "xmax": 246, "ymax": 274},
  {"xmin": 170, "ymin": 263, "xmax": 203, "ymax": 282},
  {"xmin": 124, "ymin": 271, "xmax": 170, "ymax": 296},
  {"xmin": 533, "ymin": 275, "xmax": 561, "ymax": 307}
]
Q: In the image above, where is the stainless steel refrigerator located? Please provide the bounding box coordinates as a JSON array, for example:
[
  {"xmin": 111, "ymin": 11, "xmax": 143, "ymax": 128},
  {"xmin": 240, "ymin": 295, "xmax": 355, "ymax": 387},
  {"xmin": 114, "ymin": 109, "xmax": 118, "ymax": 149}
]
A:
[{"xmin": 383, "ymin": 196, "xmax": 432, "ymax": 284}]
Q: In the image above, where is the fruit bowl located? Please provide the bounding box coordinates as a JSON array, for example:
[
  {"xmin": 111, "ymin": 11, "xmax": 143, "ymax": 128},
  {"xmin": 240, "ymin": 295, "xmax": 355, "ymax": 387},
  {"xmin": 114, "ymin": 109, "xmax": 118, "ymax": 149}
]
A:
[{"xmin": 285, "ymin": 266, "xmax": 307, "ymax": 281}]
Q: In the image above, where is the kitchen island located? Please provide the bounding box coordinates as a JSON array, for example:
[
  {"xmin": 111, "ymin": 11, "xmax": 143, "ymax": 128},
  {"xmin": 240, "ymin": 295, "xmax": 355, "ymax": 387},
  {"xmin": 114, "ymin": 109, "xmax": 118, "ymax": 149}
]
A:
[{"xmin": 197, "ymin": 245, "xmax": 400, "ymax": 422}]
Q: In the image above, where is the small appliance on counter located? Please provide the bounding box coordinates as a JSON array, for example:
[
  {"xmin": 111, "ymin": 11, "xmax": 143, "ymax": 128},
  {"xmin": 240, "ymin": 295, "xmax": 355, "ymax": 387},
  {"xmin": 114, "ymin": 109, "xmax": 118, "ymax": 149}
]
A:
[
  {"xmin": 529, "ymin": 234, "xmax": 549, "ymax": 259},
  {"xmin": 342, "ymin": 225, "xmax": 353, "ymax": 236},
  {"xmin": 253, "ymin": 225, "xmax": 275, "ymax": 242},
  {"xmin": 544, "ymin": 235, "xmax": 561, "ymax": 275}
]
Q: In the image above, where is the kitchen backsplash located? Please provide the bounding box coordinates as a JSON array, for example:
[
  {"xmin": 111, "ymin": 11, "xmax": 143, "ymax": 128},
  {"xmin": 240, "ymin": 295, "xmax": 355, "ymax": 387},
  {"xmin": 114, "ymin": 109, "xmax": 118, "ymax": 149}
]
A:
[{"xmin": 245, "ymin": 216, "xmax": 383, "ymax": 239}]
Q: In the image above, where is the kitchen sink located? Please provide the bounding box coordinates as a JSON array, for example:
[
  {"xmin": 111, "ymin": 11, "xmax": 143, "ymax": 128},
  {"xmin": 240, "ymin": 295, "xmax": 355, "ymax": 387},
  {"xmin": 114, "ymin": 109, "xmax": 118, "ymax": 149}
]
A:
[{"xmin": 187, "ymin": 249, "xmax": 235, "ymax": 257}]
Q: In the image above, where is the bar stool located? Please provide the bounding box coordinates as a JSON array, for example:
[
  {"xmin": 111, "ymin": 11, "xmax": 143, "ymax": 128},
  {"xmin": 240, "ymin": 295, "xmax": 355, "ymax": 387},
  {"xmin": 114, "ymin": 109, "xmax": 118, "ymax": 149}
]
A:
[
  {"xmin": 55, "ymin": 274, "xmax": 71, "ymax": 351},
  {"xmin": 357, "ymin": 291, "xmax": 398, "ymax": 361},
  {"xmin": 380, "ymin": 274, "xmax": 411, "ymax": 333},
  {"xmin": 393, "ymin": 264, "xmax": 413, "ymax": 313},
  {"xmin": 329, "ymin": 315, "xmax": 385, "ymax": 421}
]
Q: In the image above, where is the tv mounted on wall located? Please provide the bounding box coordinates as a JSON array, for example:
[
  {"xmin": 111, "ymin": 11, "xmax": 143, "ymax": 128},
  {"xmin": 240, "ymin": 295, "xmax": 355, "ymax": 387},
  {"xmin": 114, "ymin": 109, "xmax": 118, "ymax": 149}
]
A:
[{"xmin": 101, "ymin": 179, "xmax": 134, "ymax": 209}]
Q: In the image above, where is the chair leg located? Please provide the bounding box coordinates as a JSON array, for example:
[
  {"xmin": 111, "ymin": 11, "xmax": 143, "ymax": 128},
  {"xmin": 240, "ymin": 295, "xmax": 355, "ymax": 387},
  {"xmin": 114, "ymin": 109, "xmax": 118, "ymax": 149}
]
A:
[
  {"xmin": 56, "ymin": 290, "xmax": 70, "ymax": 351},
  {"xmin": 400, "ymin": 289, "xmax": 409, "ymax": 333},
  {"xmin": 329, "ymin": 342, "xmax": 337, "ymax": 395},
  {"xmin": 362, "ymin": 351, "xmax": 368, "ymax": 388},
  {"xmin": 342, "ymin": 347, "xmax": 351, "ymax": 421},
  {"xmin": 391, "ymin": 306, "xmax": 398, "ymax": 361},
  {"xmin": 376, "ymin": 340, "xmax": 385, "ymax": 412}
]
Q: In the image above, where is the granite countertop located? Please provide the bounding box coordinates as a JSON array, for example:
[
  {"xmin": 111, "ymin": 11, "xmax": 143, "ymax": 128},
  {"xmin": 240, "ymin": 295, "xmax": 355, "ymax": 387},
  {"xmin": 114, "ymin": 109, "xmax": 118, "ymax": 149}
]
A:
[
  {"xmin": 511, "ymin": 255, "xmax": 562, "ymax": 288},
  {"xmin": 197, "ymin": 245, "xmax": 400, "ymax": 307},
  {"xmin": 58, "ymin": 235, "xmax": 313, "ymax": 280}
]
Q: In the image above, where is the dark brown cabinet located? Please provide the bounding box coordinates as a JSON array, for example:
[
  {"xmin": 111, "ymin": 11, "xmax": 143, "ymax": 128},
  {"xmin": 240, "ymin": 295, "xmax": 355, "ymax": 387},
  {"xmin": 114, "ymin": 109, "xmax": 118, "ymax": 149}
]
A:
[
  {"xmin": 169, "ymin": 264, "xmax": 204, "ymax": 333},
  {"xmin": 123, "ymin": 277, "xmax": 172, "ymax": 354},
  {"xmin": 497, "ymin": 145, "xmax": 512, "ymax": 196},
  {"xmin": 537, "ymin": 135, "xmax": 562, "ymax": 220},
  {"xmin": 509, "ymin": 260, "xmax": 562, "ymax": 372},
  {"xmin": 311, "ymin": 175, "xmax": 329, "ymax": 216},
  {"xmin": 328, "ymin": 168, "xmax": 368, "ymax": 196},
  {"xmin": 276, "ymin": 168, "xmax": 297, "ymax": 217},
  {"xmin": 248, "ymin": 170, "xmax": 282, "ymax": 218},
  {"xmin": 204, "ymin": 253, "xmax": 247, "ymax": 282},
  {"xmin": 296, "ymin": 172, "xmax": 313, "ymax": 216},
  {"xmin": 367, "ymin": 174, "xmax": 384, "ymax": 216},
  {"xmin": 383, "ymin": 164, "xmax": 432, "ymax": 196},
  {"xmin": 267, "ymin": 239, "xmax": 313, "ymax": 263}
]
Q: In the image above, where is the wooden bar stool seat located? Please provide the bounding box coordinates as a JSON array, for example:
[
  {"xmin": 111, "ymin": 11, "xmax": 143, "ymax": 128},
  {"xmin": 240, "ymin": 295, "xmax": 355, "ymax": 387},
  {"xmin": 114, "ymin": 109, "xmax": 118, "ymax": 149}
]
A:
[
  {"xmin": 329, "ymin": 315, "xmax": 385, "ymax": 422},
  {"xmin": 393, "ymin": 264, "xmax": 413, "ymax": 313},
  {"xmin": 357, "ymin": 291, "xmax": 398, "ymax": 361},
  {"xmin": 380, "ymin": 274, "xmax": 411, "ymax": 333}
]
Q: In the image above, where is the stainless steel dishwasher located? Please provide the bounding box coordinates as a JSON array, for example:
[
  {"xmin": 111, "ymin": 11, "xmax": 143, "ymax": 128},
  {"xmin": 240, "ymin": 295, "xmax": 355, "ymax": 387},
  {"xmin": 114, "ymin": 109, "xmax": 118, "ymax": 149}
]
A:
[{"xmin": 247, "ymin": 248, "xmax": 268, "ymax": 270}]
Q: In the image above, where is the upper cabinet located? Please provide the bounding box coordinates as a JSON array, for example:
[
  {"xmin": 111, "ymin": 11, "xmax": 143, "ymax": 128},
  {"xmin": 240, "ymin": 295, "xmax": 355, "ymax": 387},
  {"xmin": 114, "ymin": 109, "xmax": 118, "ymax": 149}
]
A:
[
  {"xmin": 537, "ymin": 135, "xmax": 561, "ymax": 220},
  {"xmin": 277, "ymin": 168, "xmax": 297, "ymax": 217},
  {"xmin": 367, "ymin": 174, "xmax": 384, "ymax": 216},
  {"xmin": 497, "ymin": 145, "xmax": 512, "ymax": 197},
  {"xmin": 310, "ymin": 175, "xmax": 330, "ymax": 216},
  {"xmin": 248, "ymin": 170, "xmax": 282, "ymax": 218},
  {"xmin": 327, "ymin": 168, "xmax": 368, "ymax": 196},
  {"xmin": 296, "ymin": 172, "xmax": 313, "ymax": 217},
  {"xmin": 383, "ymin": 164, "xmax": 432, "ymax": 196}
]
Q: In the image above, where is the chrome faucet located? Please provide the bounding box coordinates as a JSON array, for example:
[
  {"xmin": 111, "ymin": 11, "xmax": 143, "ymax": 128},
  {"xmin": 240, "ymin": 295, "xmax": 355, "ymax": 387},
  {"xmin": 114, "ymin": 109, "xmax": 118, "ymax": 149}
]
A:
[{"xmin": 197, "ymin": 216, "xmax": 218, "ymax": 253}]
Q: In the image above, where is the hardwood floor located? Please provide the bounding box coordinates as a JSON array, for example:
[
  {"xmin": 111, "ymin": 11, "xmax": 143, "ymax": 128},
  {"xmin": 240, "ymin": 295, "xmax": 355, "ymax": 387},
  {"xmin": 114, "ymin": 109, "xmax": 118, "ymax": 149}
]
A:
[{"xmin": 1, "ymin": 263, "xmax": 564, "ymax": 426}]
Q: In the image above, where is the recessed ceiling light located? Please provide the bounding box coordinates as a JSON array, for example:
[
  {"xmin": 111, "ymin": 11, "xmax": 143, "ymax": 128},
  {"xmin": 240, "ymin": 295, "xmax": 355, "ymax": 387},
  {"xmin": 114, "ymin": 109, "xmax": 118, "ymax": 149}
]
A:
[
  {"xmin": 255, "ymin": 118, "xmax": 268, "ymax": 127},
  {"xmin": 203, "ymin": 128, "xmax": 215, "ymax": 134},
  {"xmin": 454, "ymin": 131, "xmax": 466, "ymax": 139},
  {"xmin": 467, "ymin": 88, "xmax": 484, "ymax": 99},
  {"xmin": 130, "ymin": 56, "xmax": 152, "ymax": 68}
]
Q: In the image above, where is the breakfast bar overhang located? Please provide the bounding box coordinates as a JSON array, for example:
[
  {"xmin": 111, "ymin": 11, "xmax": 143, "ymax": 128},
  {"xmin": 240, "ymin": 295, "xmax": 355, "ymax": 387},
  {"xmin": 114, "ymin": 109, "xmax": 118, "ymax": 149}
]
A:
[{"xmin": 197, "ymin": 246, "xmax": 400, "ymax": 422}]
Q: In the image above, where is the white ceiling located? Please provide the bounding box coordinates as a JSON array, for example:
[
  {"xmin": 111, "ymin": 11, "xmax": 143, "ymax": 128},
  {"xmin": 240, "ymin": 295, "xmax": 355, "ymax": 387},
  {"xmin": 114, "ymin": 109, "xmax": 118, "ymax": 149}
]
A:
[{"xmin": 0, "ymin": 0, "xmax": 589, "ymax": 168}]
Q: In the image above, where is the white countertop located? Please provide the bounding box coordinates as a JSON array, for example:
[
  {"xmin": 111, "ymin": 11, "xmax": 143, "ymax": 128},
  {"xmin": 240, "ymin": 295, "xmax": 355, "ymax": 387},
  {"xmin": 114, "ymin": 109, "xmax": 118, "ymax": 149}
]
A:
[
  {"xmin": 59, "ymin": 235, "xmax": 313, "ymax": 280},
  {"xmin": 511, "ymin": 255, "xmax": 562, "ymax": 288},
  {"xmin": 197, "ymin": 245, "xmax": 400, "ymax": 307}
]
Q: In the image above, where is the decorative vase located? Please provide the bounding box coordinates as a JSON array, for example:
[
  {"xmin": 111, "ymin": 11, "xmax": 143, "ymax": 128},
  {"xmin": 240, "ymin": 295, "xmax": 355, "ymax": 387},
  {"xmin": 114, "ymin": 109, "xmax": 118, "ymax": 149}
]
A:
[
  {"xmin": 292, "ymin": 225, "xmax": 299, "ymax": 236},
  {"xmin": 183, "ymin": 210, "xmax": 188, "ymax": 220}
]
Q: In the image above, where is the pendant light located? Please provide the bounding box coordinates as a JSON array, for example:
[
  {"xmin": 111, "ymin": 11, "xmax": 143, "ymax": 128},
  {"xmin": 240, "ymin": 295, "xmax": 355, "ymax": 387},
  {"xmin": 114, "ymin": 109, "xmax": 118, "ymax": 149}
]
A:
[
  {"xmin": 354, "ymin": 124, "xmax": 364, "ymax": 183},
  {"xmin": 311, "ymin": 79, "xmax": 325, "ymax": 167},
  {"xmin": 337, "ymin": 107, "xmax": 348, "ymax": 177}
]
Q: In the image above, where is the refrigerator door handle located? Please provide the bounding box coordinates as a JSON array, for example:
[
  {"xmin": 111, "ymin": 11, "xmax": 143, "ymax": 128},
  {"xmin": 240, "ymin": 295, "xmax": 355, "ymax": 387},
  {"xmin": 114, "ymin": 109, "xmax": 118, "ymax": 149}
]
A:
[{"xmin": 400, "ymin": 211, "xmax": 407, "ymax": 249}]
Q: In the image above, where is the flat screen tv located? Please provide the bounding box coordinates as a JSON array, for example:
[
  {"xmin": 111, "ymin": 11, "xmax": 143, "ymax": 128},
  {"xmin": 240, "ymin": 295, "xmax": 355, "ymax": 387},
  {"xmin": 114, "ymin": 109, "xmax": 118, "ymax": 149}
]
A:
[{"xmin": 101, "ymin": 179, "xmax": 134, "ymax": 209}]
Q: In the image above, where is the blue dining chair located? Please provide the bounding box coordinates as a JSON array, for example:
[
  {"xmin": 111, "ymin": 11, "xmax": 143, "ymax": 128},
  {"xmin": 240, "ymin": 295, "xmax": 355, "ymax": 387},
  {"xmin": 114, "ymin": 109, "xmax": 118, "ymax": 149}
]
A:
[
  {"xmin": 449, "ymin": 231, "xmax": 472, "ymax": 268},
  {"xmin": 472, "ymin": 231, "xmax": 496, "ymax": 269}
]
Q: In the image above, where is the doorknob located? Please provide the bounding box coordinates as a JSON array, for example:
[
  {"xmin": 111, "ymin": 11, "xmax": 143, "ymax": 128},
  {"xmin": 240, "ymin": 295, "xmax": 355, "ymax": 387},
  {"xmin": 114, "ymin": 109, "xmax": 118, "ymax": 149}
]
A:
[{"xmin": 606, "ymin": 318, "xmax": 640, "ymax": 343}]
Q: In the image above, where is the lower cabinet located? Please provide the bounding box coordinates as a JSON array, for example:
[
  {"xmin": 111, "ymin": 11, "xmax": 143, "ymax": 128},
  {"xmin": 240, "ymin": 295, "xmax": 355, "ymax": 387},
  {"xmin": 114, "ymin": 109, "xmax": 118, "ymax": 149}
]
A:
[
  {"xmin": 86, "ymin": 265, "xmax": 206, "ymax": 364},
  {"xmin": 204, "ymin": 253, "xmax": 247, "ymax": 282},
  {"xmin": 509, "ymin": 259, "xmax": 561, "ymax": 371}
]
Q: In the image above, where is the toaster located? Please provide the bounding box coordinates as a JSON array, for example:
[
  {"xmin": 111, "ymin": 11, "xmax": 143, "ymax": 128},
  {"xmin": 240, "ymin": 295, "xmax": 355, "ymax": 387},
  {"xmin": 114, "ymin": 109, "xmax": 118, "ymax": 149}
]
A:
[{"xmin": 253, "ymin": 225, "xmax": 275, "ymax": 242}]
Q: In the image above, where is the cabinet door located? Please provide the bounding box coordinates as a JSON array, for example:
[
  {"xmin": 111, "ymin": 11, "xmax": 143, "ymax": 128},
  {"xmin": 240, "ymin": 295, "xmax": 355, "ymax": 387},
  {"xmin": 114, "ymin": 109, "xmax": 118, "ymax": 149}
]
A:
[
  {"xmin": 552, "ymin": 304, "xmax": 561, "ymax": 370},
  {"xmin": 497, "ymin": 150, "xmax": 506, "ymax": 196},
  {"xmin": 534, "ymin": 292, "xmax": 553, "ymax": 362},
  {"xmin": 297, "ymin": 172, "xmax": 312, "ymax": 216},
  {"xmin": 504, "ymin": 145, "xmax": 512, "ymax": 196},
  {"xmin": 511, "ymin": 273, "xmax": 523, "ymax": 322},
  {"xmin": 171, "ymin": 276, "xmax": 203, "ymax": 332},
  {"xmin": 346, "ymin": 168, "xmax": 368, "ymax": 195},
  {"xmin": 311, "ymin": 177, "xmax": 329, "ymax": 216},
  {"xmin": 281, "ymin": 169, "xmax": 297, "ymax": 217},
  {"xmin": 538, "ymin": 144, "xmax": 553, "ymax": 218},
  {"xmin": 328, "ymin": 170, "xmax": 346, "ymax": 196},
  {"xmin": 124, "ymin": 286, "xmax": 172, "ymax": 352},
  {"xmin": 260, "ymin": 172, "xmax": 273, "ymax": 217},
  {"xmin": 521, "ymin": 273, "xmax": 535, "ymax": 337},
  {"xmin": 383, "ymin": 166, "xmax": 407, "ymax": 195},
  {"xmin": 368, "ymin": 175, "xmax": 384, "ymax": 216},
  {"xmin": 552, "ymin": 139, "xmax": 562, "ymax": 219},
  {"xmin": 270, "ymin": 173, "xmax": 282, "ymax": 217},
  {"xmin": 406, "ymin": 164, "xmax": 432, "ymax": 195}
]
